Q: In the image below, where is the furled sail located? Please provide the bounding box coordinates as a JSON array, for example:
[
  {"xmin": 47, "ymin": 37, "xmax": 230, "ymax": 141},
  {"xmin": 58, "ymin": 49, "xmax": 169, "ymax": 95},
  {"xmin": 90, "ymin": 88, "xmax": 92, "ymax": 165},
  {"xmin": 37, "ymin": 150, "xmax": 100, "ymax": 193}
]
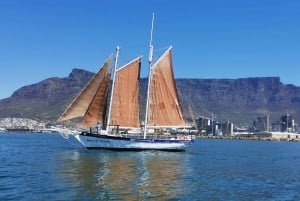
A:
[
  {"xmin": 147, "ymin": 47, "xmax": 186, "ymax": 127},
  {"xmin": 109, "ymin": 57, "xmax": 141, "ymax": 128},
  {"xmin": 58, "ymin": 55, "xmax": 112, "ymax": 123}
]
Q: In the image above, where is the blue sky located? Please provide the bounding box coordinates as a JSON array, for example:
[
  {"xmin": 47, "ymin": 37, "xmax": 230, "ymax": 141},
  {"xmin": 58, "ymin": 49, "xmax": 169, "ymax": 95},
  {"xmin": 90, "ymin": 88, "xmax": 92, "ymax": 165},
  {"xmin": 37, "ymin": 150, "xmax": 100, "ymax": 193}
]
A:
[{"xmin": 1, "ymin": 0, "xmax": 300, "ymax": 99}]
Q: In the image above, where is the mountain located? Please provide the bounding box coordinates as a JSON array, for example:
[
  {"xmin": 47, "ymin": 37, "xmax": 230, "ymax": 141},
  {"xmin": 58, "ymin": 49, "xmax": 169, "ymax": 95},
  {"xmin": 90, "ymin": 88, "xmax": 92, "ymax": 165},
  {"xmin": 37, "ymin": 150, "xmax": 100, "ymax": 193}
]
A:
[
  {"xmin": 0, "ymin": 69, "xmax": 93, "ymax": 120},
  {"xmin": 1, "ymin": 68, "xmax": 300, "ymax": 125},
  {"xmin": 176, "ymin": 78, "xmax": 300, "ymax": 124}
]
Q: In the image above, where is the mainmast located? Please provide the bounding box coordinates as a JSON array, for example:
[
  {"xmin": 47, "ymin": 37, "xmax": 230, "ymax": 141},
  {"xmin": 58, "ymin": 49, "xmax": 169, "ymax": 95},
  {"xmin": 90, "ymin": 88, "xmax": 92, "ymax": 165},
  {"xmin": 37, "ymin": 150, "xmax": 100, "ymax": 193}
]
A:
[
  {"xmin": 106, "ymin": 46, "xmax": 120, "ymax": 130},
  {"xmin": 143, "ymin": 13, "xmax": 155, "ymax": 139}
]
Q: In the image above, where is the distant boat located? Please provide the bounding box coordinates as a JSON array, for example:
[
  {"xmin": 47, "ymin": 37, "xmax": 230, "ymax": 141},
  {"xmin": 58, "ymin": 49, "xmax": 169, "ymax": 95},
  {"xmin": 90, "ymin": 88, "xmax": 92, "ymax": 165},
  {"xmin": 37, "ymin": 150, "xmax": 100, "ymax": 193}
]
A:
[
  {"xmin": 0, "ymin": 127, "xmax": 7, "ymax": 133},
  {"xmin": 6, "ymin": 127, "xmax": 33, "ymax": 133},
  {"xmin": 57, "ymin": 14, "xmax": 195, "ymax": 151}
]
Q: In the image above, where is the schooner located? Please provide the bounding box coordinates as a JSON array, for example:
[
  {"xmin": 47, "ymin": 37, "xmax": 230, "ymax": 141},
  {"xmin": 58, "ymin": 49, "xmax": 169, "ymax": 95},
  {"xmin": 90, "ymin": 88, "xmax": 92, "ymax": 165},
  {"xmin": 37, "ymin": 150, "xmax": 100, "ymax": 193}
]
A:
[{"xmin": 57, "ymin": 14, "xmax": 195, "ymax": 151}]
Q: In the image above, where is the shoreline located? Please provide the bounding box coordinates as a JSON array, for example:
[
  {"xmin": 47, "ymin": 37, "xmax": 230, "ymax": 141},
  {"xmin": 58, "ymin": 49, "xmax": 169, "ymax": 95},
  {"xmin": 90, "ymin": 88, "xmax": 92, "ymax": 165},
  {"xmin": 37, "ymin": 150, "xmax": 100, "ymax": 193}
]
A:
[
  {"xmin": 197, "ymin": 135, "xmax": 300, "ymax": 142},
  {"xmin": 2, "ymin": 131, "xmax": 300, "ymax": 142}
]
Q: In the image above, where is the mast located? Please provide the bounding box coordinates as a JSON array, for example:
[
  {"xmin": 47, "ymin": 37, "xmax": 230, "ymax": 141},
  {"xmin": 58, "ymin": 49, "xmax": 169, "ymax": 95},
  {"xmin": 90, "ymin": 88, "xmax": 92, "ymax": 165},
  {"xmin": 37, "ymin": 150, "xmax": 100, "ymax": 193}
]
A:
[
  {"xmin": 143, "ymin": 13, "xmax": 155, "ymax": 139},
  {"xmin": 106, "ymin": 46, "xmax": 120, "ymax": 130}
]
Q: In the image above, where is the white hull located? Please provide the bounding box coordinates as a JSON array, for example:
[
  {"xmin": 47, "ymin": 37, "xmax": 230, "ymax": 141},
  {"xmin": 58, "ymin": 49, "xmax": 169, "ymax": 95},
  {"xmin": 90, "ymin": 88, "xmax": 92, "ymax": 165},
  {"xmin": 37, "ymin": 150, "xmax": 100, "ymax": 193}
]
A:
[{"xmin": 69, "ymin": 132, "xmax": 194, "ymax": 151}]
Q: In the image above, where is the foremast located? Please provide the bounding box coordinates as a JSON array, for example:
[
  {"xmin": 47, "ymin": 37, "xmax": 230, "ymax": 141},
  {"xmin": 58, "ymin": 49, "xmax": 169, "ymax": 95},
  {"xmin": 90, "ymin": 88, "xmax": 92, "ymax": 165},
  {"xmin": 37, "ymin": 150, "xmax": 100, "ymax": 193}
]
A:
[
  {"xmin": 144, "ymin": 13, "xmax": 155, "ymax": 139},
  {"xmin": 106, "ymin": 46, "xmax": 120, "ymax": 131}
]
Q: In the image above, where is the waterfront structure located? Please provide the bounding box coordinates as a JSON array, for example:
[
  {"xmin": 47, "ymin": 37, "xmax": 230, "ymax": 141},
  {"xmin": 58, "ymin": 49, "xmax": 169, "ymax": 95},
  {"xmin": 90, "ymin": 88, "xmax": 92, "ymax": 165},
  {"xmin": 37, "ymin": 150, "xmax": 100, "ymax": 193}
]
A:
[
  {"xmin": 280, "ymin": 113, "xmax": 295, "ymax": 132},
  {"xmin": 0, "ymin": 118, "xmax": 46, "ymax": 132},
  {"xmin": 196, "ymin": 116, "xmax": 233, "ymax": 136},
  {"xmin": 253, "ymin": 115, "xmax": 270, "ymax": 132}
]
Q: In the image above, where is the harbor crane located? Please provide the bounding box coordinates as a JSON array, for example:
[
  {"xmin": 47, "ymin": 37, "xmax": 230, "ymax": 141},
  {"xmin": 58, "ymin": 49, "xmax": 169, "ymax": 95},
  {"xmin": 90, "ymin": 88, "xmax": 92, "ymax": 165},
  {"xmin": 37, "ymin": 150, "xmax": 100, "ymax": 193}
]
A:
[{"xmin": 188, "ymin": 104, "xmax": 198, "ymax": 131}]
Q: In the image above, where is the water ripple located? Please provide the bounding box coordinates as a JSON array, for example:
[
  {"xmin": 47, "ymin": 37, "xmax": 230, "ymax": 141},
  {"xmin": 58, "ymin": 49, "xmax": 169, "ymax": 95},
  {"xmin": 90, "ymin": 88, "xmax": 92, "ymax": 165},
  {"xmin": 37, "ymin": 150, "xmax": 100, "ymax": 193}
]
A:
[{"xmin": 1, "ymin": 135, "xmax": 300, "ymax": 200}]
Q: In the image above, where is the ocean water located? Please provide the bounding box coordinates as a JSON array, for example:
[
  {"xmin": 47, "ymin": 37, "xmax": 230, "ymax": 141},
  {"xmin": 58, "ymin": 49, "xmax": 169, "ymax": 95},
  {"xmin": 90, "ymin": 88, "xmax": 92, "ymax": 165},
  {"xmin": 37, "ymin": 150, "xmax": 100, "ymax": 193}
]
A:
[{"xmin": 0, "ymin": 133, "xmax": 300, "ymax": 201}]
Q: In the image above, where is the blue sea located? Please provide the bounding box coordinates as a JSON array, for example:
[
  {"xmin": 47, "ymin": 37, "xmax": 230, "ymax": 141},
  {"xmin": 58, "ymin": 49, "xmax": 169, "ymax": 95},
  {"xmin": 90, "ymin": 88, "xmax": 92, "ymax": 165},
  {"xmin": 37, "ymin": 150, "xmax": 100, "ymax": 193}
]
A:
[{"xmin": 0, "ymin": 133, "xmax": 300, "ymax": 201}]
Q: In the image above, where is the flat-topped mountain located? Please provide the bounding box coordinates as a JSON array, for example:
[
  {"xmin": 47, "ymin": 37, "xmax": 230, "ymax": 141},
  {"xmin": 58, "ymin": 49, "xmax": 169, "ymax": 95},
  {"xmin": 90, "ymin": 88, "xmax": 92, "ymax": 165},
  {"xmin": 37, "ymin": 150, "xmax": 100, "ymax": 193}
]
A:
[{"xmin": 1, "ymin": 68, "xmax": 300, "ymax": 125}]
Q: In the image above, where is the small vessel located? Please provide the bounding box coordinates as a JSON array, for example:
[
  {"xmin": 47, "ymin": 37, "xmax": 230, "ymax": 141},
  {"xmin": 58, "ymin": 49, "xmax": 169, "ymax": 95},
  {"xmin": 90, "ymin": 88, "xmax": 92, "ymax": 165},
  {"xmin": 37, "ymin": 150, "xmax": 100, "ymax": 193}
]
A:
[
  {"xmin": 58, "ymin": 14, "xmax": 195, "ymax": 151},
  {"xmin": 0, "ymin": 127, "xmax": 7, "ymax": 133},
  {"xmin": 6, "ymin": 127, "xmax": 33, "ymax": 133}
]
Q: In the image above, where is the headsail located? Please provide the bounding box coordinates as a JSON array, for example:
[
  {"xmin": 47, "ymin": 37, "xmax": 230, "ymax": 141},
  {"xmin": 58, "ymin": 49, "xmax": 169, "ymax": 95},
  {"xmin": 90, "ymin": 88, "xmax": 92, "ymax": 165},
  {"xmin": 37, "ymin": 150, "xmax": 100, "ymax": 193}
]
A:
[
  {"xmin": 58, "ymin": 55, "xmax": 112, "ymax": 125},
  {"xmin": 80, "ymin": 69, "xmax": 111, "ymax": 127},
  {"xmin": 147, "ymin": 47, "xmax": 187, "ymax": 127},
  {"xmin": 109, "ymin": 57, "xmax": 141, "ymax": 128}
]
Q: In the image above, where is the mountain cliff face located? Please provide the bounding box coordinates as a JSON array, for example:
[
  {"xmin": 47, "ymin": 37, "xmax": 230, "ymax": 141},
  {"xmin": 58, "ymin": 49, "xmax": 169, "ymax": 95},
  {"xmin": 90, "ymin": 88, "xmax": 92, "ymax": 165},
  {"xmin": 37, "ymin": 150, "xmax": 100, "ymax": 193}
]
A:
[
  {"xmin": 176, "ymin": 78, "xmax": 300, "ymax": 124},
  {"xmin": 0, "ymin": 69, "xmax": 93, "ymax": 120},
  {"xmin": 1, "ymin": 68, "xmax": 300, "ymax": 125}
]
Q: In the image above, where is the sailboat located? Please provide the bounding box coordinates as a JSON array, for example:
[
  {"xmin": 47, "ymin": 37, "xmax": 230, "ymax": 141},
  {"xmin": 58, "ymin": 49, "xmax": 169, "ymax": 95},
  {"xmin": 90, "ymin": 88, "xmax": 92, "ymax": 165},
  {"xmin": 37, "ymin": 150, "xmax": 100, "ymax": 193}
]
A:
[{"xmin": 57, "ymin": 15, "xmax": 195, "ymax": 151}]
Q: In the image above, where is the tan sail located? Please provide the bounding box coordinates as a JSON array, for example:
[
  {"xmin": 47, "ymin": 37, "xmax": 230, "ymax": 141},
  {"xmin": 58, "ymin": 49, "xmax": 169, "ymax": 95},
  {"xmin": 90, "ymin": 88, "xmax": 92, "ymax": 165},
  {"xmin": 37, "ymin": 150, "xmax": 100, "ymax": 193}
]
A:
[
  {"xmin": 58, "ymin": 55, "xmax": 112, "ymax": 122},
  {"xmin": 147, "ymin": 47, "xmax": 186, "ymax": 127},
  {"xmin": 109, "ymin": 57, "xmax": 141, "ymax": 128},
  {"xmin": 80, "ymin": 70, "xmax": 111, "ymax": 127}
]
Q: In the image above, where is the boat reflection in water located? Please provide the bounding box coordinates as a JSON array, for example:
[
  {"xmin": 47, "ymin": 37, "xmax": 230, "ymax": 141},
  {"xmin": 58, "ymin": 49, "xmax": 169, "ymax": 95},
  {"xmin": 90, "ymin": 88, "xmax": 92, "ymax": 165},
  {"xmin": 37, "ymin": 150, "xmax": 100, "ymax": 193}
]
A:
[{"xmin": 57, "ymin": 150, "xmax": 186, "ymax": 200}]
